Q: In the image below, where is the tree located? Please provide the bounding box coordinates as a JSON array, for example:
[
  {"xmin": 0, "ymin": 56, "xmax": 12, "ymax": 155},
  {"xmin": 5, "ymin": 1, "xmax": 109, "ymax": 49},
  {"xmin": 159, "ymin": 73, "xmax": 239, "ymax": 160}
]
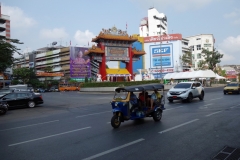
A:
[
  {"xmin": 13, "ymin": 68, "xmax": 32, "ymax": 84},
  {"xmin": 44, "ymin": 66, "xmax": 52, "ymax": 72},
  {"xmin": 201, "ymin": 48, "xmax": 223, "ymax": 71},
  {"xmin": 0, "ymin": 37, "xmax": 23, "ymax": 72},
  {"xmin": 180, "ymin": 51, "xmax": 192, "ymax": 66},
  {"xmin": 197, "ymin": 60, "xmax": 208, "ymax": 70}
]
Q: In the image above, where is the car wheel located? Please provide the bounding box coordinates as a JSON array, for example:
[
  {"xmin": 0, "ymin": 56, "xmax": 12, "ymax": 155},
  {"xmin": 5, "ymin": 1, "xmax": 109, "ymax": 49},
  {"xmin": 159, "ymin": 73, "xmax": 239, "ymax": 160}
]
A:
[
  {"xmin": 187, "ymin": 93, "xmax": 193, "ymax": 102},
  {"xmin": 28, "ymin": 101, "xmax": 36, "ymax": 108},
  {"xmin": 168, "ymin": 99, "xmax": 173, "ymax": 103},
  {"xmin": 153, "ymin": 109, "xmax": 162, "ymax": 122},
  {"xmin": 0, "ymin": 108, "xmax": 7, "ymax": 115},
  {"xmin": 199, "ymin": 91, "xmax": 204, "ymax": 100},
  {"xmin": 111, "ymin": 115, "xmax": 121, "ymax": 128},
  {"xmin": 224, "ymin": 92, "xmax": 226, "ymax": 95}
]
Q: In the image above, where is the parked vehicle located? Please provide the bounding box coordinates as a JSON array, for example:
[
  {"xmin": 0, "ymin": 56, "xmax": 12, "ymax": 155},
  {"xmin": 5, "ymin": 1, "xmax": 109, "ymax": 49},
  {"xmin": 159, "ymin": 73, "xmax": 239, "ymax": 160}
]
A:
[
  {"xmin": 223, "ymin": 82, "xmax": 240, "ymax": 94},
  {"xmin": 110, "ymin": 83, "xmax": 165, "ymax": 128},
  {"xmin": 0, "ymin": 91, "xmax": 44, "ymax": 108},
  {"xmin": 0, "ymin": 88, "xmax": 14, "ymax": 97},
  {"xmin": 49, "ymin": 86, "xmax": 59, "ymax": 92},
  {"xmin": 0, "ymin": 102, "xmax": 8, "ymax": 115},
  {"xmin": 167, "ymin": 82, "xmax": 204, "ymax": 103}
]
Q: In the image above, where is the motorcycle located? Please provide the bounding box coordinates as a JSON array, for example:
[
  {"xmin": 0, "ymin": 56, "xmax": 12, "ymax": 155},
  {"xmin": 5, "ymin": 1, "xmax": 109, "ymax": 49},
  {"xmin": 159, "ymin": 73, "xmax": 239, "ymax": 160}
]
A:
[{"xmin": 0, "ymin": 102, "xmax": 8, "ymax": 115}]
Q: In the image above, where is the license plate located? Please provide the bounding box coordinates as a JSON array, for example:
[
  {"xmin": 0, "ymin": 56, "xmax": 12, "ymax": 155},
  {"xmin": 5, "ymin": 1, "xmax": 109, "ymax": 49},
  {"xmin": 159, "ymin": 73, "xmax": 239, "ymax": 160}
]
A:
[
  {"xmin": 228, "ymin": 92, "xmax": 232, "ymax": 94},
  {"xmin": 173, "ymin": 96, "xmax": 177, "ymax": 98}
]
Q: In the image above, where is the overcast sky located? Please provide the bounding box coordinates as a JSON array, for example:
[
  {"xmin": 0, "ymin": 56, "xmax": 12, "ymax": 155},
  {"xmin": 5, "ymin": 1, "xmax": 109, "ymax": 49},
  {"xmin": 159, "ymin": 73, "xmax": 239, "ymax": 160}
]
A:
[{"xmin": 2, "ymin": 0, "xmax": 240, "ymax": 66}]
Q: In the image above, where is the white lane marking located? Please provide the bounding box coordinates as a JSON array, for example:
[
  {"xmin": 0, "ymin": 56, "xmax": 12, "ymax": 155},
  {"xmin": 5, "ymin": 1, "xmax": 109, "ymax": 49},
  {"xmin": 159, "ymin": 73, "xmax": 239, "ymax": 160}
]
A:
[
  {"xmin": 76, "ymin": 111, "xmax": 111, "ymax": 118},
  {"xmin": 82, "ymin": 138, "xmax": 145, "ymax": 160},
  {"xmin": 97, "ymin": 97, "xmax": 109, "ymax": 99},
  {"xmin": 107, "ymin": 122, "xmax": 110, "ymax": 124},
  {"xmin": 210, "ymin": 97, "xmax": 222, "ymax": 101},
  {"xmin": 205, "ymin": 111, "xmax": 222, "ymax": 117},
  {"xmin": 8, "ymin": 126, "xmax": 91, "ymax": 147},
  {"xmin": 165, "ymin": 106, "xmax": 184, "ymax": 111},
  {"xmin": 159, "ymin": 119, "xmax": 199, "ymax": 134},
  {"xmin": 204, "ymin": 104, "xmax": 212, "ymax": 107},
  {"xmin": 0, "ymin": 120, "xmax": 59, "ymax": 132},
  {"xmin": 230, "ymin": 104, "xmax": 240, "ymax": 109}
]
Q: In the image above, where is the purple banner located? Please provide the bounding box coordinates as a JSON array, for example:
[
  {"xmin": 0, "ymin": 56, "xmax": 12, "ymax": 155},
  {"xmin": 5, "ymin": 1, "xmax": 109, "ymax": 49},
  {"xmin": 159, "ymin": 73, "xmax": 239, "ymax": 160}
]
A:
[{"xmin": 70, "ymin": 47, "xmax": 91, "ymax": 78}]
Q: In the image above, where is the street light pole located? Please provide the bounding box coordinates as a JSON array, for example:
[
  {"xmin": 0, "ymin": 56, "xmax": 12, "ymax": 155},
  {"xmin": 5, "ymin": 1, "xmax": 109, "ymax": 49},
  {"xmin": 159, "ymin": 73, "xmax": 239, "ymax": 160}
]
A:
[{"xmin": 153, "ymin": 15, "xmax": 166, "ymax": 83}]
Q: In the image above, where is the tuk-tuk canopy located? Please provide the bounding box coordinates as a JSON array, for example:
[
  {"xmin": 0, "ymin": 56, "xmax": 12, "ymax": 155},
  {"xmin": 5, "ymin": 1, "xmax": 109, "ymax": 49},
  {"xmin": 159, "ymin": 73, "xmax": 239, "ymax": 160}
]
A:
[{"xmin": 115, "ymin": 83, "xmax": 164, "ymax": 92}]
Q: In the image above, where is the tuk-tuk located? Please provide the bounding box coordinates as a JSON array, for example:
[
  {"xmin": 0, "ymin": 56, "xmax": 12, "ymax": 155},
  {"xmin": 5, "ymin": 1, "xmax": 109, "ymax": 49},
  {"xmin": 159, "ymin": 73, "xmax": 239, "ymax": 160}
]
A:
[{"xmin": 110, "ymin": 83, "xmax": 165, "ymax": 128}]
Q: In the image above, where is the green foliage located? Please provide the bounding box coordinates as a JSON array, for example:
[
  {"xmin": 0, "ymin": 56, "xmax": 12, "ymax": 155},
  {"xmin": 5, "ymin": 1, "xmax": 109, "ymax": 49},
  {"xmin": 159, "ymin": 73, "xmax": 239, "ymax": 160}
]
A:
[
  {"xmin": 0, "ymin": 37, "xmax": 23, "ymax": 72},
  {"xmin": 13, "ymin": 68, "xmax": 33, "ymax": 84},
  {"xmin": 68, "ymin": 79, "xmax": 78, "ymax": 84},
  {"xmin": 180, "ymin": 50, "xmax": 192, "ymax": 66},
  {"xmin": 85, "ymin": 76, "xmax": 88, "ymax": 83},
  {"xmin": 51, "ymin": 80, "xmax": 59, "ymax": 86},
  {"xmin": 201, "ymin": 48, "xmax": 223, "ymax": 70},
  {"xmin": 11, "ymin": 79, "xmax": 20, "ymax": 85},
  {"xmin": 28, "ymin": 79, "xmax": 44, "ymax": 88},
  {"xmin": 43, "ymin": 66, "xmax": 52, "ymax": 72},
  {"xmin": 81, "ymin": 80, "xmax": 160, "ymax": 88}
]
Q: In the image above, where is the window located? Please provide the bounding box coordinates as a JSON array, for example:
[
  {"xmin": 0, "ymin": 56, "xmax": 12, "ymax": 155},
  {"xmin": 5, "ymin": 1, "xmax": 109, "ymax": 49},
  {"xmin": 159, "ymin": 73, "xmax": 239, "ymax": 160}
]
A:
[
  {"xmin": 197, "ymin": 45, "xmax": 201, "ymax": 50},
  {"xmin": 196, "ymin": 38, "xmax": 201, "ymax": 40},
  {"xmin": 192, "ymin": 46, "xmax": 194, "ymax": 51},
  {"xmin": 192, "ymin": 54, "xmax": 195, "ymax": 59},
  {"xmin": 183, "ymin": 42, "xmax": 188, "ymax": 45},
  {"xmin": 197, "ymin": 53, "xmax": 201, "ymax": 59}
]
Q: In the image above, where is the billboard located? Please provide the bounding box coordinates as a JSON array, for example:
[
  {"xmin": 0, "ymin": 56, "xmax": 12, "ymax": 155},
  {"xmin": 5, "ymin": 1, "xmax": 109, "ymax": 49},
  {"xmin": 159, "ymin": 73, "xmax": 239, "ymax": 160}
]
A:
[
  {"xmin": 105, "ymin": 46, "xmax": 129, "ymax": 61},
  {"xmin": 70, "ymin": 47, "xmax": 91, "ymax": 78}
]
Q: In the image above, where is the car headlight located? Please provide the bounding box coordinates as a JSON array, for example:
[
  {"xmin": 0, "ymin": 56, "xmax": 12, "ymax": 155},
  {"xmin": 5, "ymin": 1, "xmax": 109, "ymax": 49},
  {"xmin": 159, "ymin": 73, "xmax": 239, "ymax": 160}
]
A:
[{"xmin": 180, "ymin": 90, "xmax": 188, "ymax": 94}]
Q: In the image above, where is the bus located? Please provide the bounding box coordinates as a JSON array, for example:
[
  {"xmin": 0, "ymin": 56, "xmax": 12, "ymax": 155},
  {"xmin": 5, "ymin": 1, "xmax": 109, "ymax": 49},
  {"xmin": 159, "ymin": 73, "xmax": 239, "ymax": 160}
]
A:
[{"xmin": 58, "ymin": 83, "xmax": 80, "ymax": 91}]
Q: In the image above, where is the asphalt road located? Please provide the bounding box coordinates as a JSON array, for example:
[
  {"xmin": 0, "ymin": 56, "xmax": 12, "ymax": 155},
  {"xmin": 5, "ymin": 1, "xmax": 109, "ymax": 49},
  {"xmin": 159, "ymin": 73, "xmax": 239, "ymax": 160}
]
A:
[{"xmin": 0, "ymin": 87, "xmax": 240, "ymax": 160}]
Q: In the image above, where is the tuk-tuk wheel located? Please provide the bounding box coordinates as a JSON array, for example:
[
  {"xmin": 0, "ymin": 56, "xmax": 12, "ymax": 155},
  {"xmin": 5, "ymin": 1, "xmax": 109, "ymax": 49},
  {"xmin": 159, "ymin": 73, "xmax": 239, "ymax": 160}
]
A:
[
  {"xmin": 153, "ymin": 109, "xmax": 162, "ymax": 122},
  {"xmin": 111, "ymin": 115, "xmax": 121, "ymax": 128}
]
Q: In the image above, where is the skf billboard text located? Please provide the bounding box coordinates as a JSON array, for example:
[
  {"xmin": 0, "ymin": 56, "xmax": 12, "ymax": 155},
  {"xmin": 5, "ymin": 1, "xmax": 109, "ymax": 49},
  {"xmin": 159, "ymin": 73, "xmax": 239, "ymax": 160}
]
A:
[{"xmin": 152, "ymin": 47, "xmax": 170, "ymax": 55}]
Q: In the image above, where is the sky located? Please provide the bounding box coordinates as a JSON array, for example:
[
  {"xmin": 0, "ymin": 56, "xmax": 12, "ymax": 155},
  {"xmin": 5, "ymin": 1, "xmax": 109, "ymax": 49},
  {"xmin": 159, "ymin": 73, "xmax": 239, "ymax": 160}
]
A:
[{"xmin": 2, "ymin": 0, "xmax": 240, "ymax": 67}]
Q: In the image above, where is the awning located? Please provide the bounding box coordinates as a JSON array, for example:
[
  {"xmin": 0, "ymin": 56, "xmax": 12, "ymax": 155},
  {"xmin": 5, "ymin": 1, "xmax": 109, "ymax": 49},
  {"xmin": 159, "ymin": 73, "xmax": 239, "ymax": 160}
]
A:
[
  {"xmin": 106, "ymin": 69, "xmax": 131, "ymax": 76},
  {"xmin": 164, "ymin": 70, "xmax": 216, "ymax": 79}
]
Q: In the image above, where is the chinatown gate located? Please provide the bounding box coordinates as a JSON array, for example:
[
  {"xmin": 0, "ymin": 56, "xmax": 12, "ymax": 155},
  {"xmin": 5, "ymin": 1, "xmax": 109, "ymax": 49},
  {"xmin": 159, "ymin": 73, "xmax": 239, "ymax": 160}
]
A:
[{"xmin": 85, "ymin": 26, "xmax": 145, "ymax": 81}]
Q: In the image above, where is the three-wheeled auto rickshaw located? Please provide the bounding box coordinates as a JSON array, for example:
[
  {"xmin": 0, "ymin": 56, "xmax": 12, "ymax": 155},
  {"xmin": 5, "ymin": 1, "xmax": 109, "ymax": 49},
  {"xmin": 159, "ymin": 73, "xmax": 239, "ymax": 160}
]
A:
[{"xmin": 110, "ymin": 83, "xmax": 165, "ymax": 128}]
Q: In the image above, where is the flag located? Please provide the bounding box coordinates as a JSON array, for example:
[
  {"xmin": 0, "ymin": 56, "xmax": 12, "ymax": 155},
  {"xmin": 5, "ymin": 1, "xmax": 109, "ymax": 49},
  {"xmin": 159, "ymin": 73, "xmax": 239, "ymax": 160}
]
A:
[
  {"xmin": 70, "ymin": 40, "xmax": 71, "ymax": 46},
  {"xmin": 126, "ymin": 22, "xmax": 127, "ymax": 30},
  {"xmin": 88, "ymin": 42, "xmax": 89, "ymax": 46}
]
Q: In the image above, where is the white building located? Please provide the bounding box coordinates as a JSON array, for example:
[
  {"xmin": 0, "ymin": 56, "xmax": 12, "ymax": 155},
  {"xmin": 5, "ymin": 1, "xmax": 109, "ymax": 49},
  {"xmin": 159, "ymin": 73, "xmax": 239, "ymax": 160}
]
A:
[
  {"xmin": 139, "ymin": 7, "xmax": 168, "ymax": 37},
  {"xmin": 185, "ymin": 34, "xmax": 215, "ymax": 69}
]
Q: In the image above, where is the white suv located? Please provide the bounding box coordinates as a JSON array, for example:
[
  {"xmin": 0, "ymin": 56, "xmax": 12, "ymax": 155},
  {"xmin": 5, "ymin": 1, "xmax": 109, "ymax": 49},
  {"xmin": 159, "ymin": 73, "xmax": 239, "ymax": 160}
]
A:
[{"xmin": 167, "ymin": 82, "xmax": 204, "ymax": 102}]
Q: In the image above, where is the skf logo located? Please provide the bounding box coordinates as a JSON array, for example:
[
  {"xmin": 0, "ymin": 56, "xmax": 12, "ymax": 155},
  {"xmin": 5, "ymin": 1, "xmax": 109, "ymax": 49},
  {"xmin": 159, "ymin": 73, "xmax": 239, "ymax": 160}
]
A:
[{"xmin": 152, "ymin": 47, "xmax": 170, "ymax": 54}]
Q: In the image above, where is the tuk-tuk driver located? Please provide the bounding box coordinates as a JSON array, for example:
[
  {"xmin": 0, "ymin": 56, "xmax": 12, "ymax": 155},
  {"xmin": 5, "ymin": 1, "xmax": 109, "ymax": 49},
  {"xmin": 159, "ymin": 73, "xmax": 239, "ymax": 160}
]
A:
[
  {"xmin": 130, "ymin": 92, "xmax": 138, "ymax": 112},
  {"xmin": 150, "ymin": 89, "xmax": 162, "ymax": 110}
]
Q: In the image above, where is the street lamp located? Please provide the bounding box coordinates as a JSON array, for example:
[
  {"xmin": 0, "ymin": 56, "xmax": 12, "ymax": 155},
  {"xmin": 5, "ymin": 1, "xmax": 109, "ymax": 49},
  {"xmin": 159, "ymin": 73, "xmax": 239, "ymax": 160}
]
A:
[{"xmin": 153, "ymin": 15, "xmax": 167, "ymax": 83}]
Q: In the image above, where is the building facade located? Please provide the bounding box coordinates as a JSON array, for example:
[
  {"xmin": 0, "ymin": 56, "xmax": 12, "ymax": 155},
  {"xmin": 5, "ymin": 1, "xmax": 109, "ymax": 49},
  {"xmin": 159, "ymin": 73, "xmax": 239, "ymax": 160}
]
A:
[
  {"xmin": 0, "ymin": 4, "xmax": 10, "ymax": 39},
  {"xmin": 139, "ymin": 7, "xmax": 168, "ymax": 37},
  {"xmin": 185, "ymin": 34, "xmax": 215, "ymax": 69}
]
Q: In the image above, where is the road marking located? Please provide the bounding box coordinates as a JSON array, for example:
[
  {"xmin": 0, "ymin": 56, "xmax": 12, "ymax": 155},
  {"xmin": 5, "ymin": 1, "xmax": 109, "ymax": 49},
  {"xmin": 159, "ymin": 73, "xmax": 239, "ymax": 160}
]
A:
[
  {"xmin": 204, "ymin": 104, "xmax": 212, "ymax": 107},
  {"xmin": 210, "ymin": 97, "xmax": 222, "ymax": 101},
  {"xmin": 205, "ymin": 111, "xmax": 222, "ymax": 117},
  {"xmin": 230, "ymin": 104, "xmax": 240, "ymax": 109},
  {"xmin": 82, "ymin": 138, "xmax": 145, "ymax": 160},
  {"xmin": 165, "ymin": 106, "xmax": 184, "ymax": 111},
  {"xmin": 8, "ymin": 126, "xmax": 91, "ymax": 147},
  {"xmin": 159, "ymin": 119, "xmax": 199, "ymax": 134},
  {"xmin": 107, "ymin": 122, "xmax": 110, "ymax": 124},
  {"xmin": 76, "ymin": 111, "xmax": 111, "ymax": 118},
  {"xmin": 0, "ymin": 120, "xmax": 59, "ymax": 132}
]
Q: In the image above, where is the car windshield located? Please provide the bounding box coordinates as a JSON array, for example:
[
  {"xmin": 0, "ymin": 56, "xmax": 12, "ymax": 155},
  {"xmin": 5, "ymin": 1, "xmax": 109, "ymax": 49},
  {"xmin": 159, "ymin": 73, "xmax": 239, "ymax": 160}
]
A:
[
  {"xmin": 174, "ymin": 83, "xmax": 191, "ymax": 88},
  {"xmin": 226, "ymin": 83, "xmax": 238, "ymax": 86},
  {"xmin": 0, "ymin": 89, "xmax": 12, "ymax": 94},
  {"xmin": 114, "ymin": 90, "xmax": 128, "ymax": 100}
]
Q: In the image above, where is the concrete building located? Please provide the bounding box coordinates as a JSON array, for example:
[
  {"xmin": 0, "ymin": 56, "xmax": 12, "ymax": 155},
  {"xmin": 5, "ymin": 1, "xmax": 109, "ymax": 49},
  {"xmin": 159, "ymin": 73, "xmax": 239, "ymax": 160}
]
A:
[
  {"xmin": 185, "ymin": 34, "xmax": 215, "ymax": 69},
  {"xmin": 139, "ymin": 7, "xmax": 168, "ymax": 37},
  {"xmin": 0, "ymin": 4, "xmax": 10, "ymax": 39},
  {"xmin": 14, "ymin": 46, "xmax": 99, "ymax": 82}
]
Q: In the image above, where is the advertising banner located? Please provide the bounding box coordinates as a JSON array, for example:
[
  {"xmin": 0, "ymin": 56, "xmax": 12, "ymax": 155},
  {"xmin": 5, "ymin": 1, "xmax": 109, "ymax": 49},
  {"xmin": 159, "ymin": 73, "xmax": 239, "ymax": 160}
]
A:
[
  {"xmin": 149, "ymin": 44, "xmax": 173, "ymax": 69},
  {"xmin": 70, "ymin": 47, "xmax": 91, "ymax": 78},
  {"xmin": 144, "ymin": 34, "xmax": 182, "ymax": 43}
]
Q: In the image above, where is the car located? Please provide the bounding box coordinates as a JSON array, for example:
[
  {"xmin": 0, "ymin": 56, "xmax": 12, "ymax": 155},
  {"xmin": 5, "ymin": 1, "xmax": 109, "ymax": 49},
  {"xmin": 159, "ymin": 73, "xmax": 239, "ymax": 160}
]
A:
[
  {"xmin": 36, "ymin": 88, "xmax": 45, "ymax": 93},
  {"xmin": 223, "ymin": 82, "xmax": 240, "ymax": 94},
  {"xmin": 0, "ymin": 91, "xmax": 44, "ymax": 108},
  {"xmin": 0, "ymin": 102, "xmax": 8, "ymax": 115},
  {"xmin": 167, "ymin": 81, "xmax": 204, "ymax": 103},
  {"xmin": 0, "ymin": 88, "xmax": 14, "ymax": 97}
]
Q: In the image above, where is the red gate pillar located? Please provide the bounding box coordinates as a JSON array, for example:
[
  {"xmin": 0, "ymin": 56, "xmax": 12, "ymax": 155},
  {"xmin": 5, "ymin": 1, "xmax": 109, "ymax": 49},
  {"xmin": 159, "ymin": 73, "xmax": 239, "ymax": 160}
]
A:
[
  {"xmin": 99, "ymin": 43, "xmax": 107, "ymax": 81},
  {"xmin": 126, "ymin": 46, "xmax": 133, "ymax": 81}
]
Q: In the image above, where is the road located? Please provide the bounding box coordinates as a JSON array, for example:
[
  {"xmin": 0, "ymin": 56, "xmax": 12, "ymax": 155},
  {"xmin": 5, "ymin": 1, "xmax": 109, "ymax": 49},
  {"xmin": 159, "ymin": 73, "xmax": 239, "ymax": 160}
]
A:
[{"xmin": 0, "ymin": 87, "xmax": 240, "ymax": 160}]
